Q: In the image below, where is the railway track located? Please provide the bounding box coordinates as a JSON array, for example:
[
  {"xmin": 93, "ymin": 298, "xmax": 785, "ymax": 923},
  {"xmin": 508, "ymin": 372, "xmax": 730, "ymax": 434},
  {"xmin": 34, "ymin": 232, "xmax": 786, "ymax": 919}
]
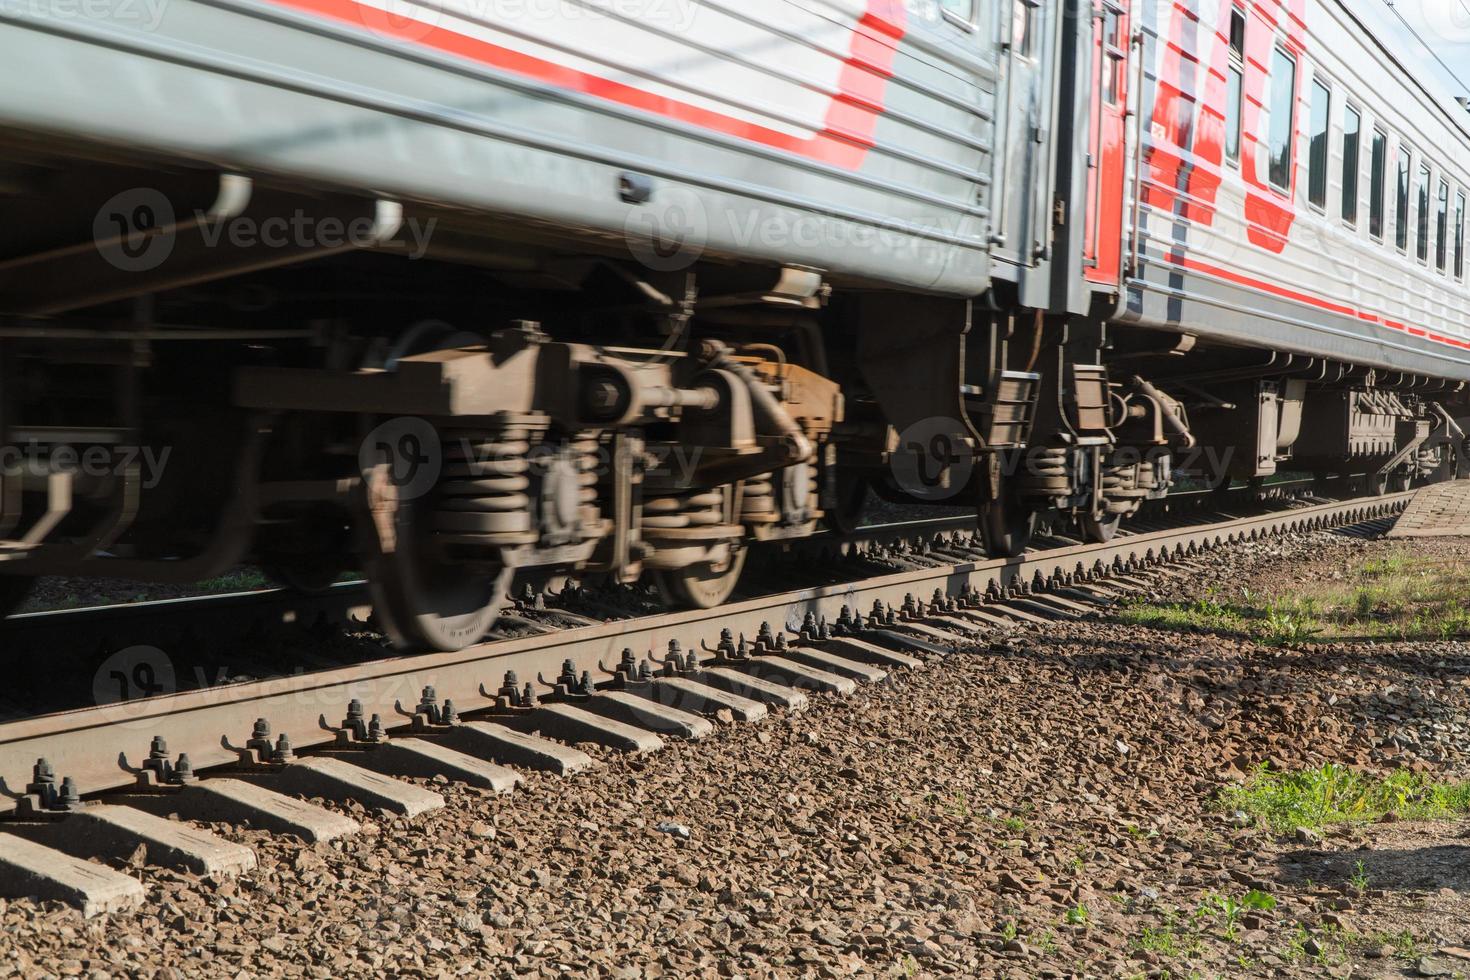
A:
[
  {"xmin": 0, "ymin": 479, "xmax": 1323, "ymax": 728},
  {"xmin": 0, "ymin": 487, "xmax": 1411, "ymax": 913},
  {"xmin": 0, "ymin": 477, "xmax": 1319, "ymax": 652}
]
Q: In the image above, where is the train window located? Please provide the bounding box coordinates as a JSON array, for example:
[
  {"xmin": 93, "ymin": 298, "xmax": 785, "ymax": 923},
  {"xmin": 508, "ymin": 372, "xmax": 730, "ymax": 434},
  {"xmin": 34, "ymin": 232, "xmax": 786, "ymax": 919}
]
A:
[
  {"xmin": 1396, "ymin": 149, "xmax": 1411, "ymax": 252},
  {"xmin": 1417, "ymin": 163, "xmax": 1431, "ymax": 262},
  {"xmin": 1437, "ymin": 180, "xmax": 1450, "ymax": 272},
  {"xmin": 1457, "ymin": 192, "xmax": 1467, "ymax": 280},
  {"xmin": 1226, "ymin": 69, "xmax": 1243, "ymax": 165},
  {"xmin": 1102, "ymin": 7, "xmax": 1124, "ymax": 105},
  {"xmin": 1307, "ymin": 80, "xmax": 1330, "ymax": 210},
  {"xmin": 941, "ymin": 0, "xmax": 974, "ymax": 23},
  {"xmin": 1229, "ymin": 6, "xmax": 1246, "ymax": 56},
  {"xmin": 1369, "ymin": 129, "xmax": 1387, "ymax": 240},
  {"xmin": 1226, "ymin": 7, "xmax": 1246, "ymax": 166},
  {"xmin": 1013, "ymin": 0, "xmax": 1035, "ymax": 56},
  {"xmin": 1341, "ymin": 105, "xmax": 1361, "ymax": 226},
  {"xmin": 1267, "ymin": 47, "xmax": 1297, "ymax": 191}
]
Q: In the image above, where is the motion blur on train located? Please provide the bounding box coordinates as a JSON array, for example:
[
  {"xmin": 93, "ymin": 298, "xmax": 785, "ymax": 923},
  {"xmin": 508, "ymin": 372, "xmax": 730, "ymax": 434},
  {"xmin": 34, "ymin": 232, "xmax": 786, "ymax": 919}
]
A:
[{"xmin": 0, "ymin": 0, "xmax": 1466, "ymax": 649}]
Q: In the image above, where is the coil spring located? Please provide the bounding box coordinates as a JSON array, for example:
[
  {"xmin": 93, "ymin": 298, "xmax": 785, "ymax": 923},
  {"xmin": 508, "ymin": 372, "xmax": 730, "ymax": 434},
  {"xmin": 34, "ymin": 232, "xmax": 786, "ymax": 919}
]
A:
[
  {"xmin": 1101, "ymin": 457, "xmax": 1154, "ymax": 501},
  {"xmin": 798, "ymin": 467, "xmax": 821, "ymax": 521},
  {"xmin": 740, "ymin": 467, "xmax": 821, "ymax": 524},
  {"xmin": 434, "ymin": 424, "xmax": 535, "ymax": 541},
  {"xmin": 643, "ymin": 490, "xmax": 724, "ymax": 530},
  {"xmin": 570, "ymin": 433, "xmax": 602, "ymax": 532},
  {"xmin": 741, "ymin": 474, "xmax": 777, "ymax": 523},
  {"xmin": 1020, "ymin": 447, "xmax": 1071, "ymax": 495}
]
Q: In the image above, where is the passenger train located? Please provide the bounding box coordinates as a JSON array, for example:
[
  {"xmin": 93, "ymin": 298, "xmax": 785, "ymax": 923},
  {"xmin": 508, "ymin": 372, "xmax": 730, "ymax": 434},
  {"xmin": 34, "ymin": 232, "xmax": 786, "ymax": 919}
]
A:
[{"xmin": 0, "ymin": 0, "xmax": 1464, "ymax": 649}]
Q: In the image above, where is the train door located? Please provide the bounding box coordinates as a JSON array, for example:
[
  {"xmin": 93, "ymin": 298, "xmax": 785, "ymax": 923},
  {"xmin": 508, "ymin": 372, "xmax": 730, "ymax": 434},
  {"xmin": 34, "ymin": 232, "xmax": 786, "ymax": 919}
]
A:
[
  {"xmin": 1083, "ymin": 0, "xmax": 1130, "ymax": 284},
  {"xmin": 995, "ymin": 0, "xmax": 1054, "ymax": 269}
]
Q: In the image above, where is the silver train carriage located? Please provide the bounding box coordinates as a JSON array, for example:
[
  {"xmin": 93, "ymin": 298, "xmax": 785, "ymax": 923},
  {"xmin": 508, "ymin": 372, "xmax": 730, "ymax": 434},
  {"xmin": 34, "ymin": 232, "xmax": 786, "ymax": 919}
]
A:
[{"xmin": 0, "ymin": 0, "xmax": 1464, "ymax": 648}]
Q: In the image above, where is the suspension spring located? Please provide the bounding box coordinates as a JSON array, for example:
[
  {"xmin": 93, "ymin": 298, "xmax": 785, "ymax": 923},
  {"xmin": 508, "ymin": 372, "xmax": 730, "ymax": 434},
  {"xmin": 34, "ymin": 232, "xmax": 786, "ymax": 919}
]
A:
[
  {"xmin": 433, "ymin": 421, "xmax": 539, "ymax": 545},
  {"xmin": 643, "ymin": 490, "xmax": 725, "ymax": 530}
]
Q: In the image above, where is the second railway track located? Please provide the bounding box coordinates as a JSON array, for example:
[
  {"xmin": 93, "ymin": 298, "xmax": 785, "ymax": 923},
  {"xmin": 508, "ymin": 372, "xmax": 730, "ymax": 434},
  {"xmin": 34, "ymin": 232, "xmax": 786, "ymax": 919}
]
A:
[{"xmin": 0, "ymin": 477, "xmax": 1321, "ymax": 659}]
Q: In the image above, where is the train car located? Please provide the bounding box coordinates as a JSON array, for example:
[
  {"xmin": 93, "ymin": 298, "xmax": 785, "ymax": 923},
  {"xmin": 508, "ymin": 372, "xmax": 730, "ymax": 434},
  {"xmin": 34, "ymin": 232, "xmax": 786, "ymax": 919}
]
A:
[
  {"xmin": 0, "ymin": 0, "xmax": 1463, "ymax": 650},
  {"xmin": 1110, "ymin": 0, "xmax": 1470, "ymax": 494}
]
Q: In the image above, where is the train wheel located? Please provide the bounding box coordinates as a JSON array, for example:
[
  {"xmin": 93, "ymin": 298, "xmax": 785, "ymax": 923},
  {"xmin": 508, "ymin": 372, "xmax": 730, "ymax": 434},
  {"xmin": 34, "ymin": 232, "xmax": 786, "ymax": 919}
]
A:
[
  {"xmin": 367, "ymin": 542, "xmax": 512, "ymax": 651},
  {"xmin": 363, "ymin": 483, "xmax": 513, "ymax": 652},
  {"xmin": 653, "ymin": 547, "xmax": 748, "ymax": 609},
  {"xmin": 1080, "ymin": 512, "xmax": 1122, "ymax": 543},
  {"xmin": 0, "ymin": 576, "xmax": 34, "ymax": 618},
  {"xmin": 979, "ymin": 494, "xmax": 1035, "ymax": 559}
]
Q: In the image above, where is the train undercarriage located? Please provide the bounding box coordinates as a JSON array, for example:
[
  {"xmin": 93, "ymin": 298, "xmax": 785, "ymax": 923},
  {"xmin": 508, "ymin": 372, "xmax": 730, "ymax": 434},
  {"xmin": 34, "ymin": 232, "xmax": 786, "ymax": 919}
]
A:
[{"xmin": 0, "ymin": 171, "xmax": 1465, "ymax": 650}]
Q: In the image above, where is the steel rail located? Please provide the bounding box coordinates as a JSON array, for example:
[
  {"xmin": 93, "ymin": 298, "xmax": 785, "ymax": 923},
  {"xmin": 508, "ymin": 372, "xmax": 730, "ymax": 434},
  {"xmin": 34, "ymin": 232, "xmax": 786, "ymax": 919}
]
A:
[
  {"xmin": 0, "ymin": 580, "xmax": 372, "ymax": 639},
  {"xmin": 0, "ymin": 490, "xmax": 1411, "ymax": 815},
  {"xmin": 0, "ymin": 478, "xmax": 1319, "ymax": 634}
]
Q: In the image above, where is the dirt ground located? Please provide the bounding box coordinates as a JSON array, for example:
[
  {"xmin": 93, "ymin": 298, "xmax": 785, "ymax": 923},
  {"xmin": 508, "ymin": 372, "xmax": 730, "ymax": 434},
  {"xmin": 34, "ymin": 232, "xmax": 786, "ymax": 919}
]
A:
[{"xmin": 2, "ymin": 528, "xmax": 1470, "ymax": 978}]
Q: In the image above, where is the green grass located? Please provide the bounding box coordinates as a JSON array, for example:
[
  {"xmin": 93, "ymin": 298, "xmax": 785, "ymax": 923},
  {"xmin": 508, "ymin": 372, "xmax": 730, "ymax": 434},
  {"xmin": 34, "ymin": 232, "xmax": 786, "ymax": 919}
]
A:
[
  {"xmin": 1134, "ymin": 922, "xmax": 1202, "ymax": 958},
  {"xmin": 1355, "ymin": 929, "xmax": 1421, "ymax": 960},
  {"xmin": 1349, "ymin": 860, "xmax": 1370, "ymax": 893},
  {"xmin": 1222, "ymin": 763, "xmax": 1470, "ymax": 832},
  {"xmin": 197, "ymin": 569, "xmax": 272, "ymax": 592},
  {"xmin": 1117, "ymin": 548, "xmax": 1470, "ymax": 644}
]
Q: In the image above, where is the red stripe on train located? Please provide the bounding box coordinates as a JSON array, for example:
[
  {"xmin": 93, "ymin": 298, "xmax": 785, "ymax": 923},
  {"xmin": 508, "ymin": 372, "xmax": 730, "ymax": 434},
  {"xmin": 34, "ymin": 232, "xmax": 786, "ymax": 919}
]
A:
[
  {"xmin": 1162, "ymin": 253, "xmax": 1470, "ymax": 351},
  {"xmin": 261, "ymin": 0, "xmax": 905, "ymax": 170}
]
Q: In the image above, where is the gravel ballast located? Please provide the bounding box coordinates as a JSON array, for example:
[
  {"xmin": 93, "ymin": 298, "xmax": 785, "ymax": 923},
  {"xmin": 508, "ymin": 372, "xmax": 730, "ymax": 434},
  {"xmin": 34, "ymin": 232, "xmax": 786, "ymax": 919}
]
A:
[{"xmin": 1, "ymin": 528, "xmax": 1468, "ymax": 978}]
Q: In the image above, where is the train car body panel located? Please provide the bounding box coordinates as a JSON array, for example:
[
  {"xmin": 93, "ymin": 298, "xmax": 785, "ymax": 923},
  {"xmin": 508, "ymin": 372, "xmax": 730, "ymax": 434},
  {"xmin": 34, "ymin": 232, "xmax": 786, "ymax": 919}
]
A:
[
  {"xmin": 0, "ymin": 0, "xmax": 999, "ymax": 292},
  {"xmin": 1116, "ymin": 0, "xmax": 1470, "ymax": 382}
]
